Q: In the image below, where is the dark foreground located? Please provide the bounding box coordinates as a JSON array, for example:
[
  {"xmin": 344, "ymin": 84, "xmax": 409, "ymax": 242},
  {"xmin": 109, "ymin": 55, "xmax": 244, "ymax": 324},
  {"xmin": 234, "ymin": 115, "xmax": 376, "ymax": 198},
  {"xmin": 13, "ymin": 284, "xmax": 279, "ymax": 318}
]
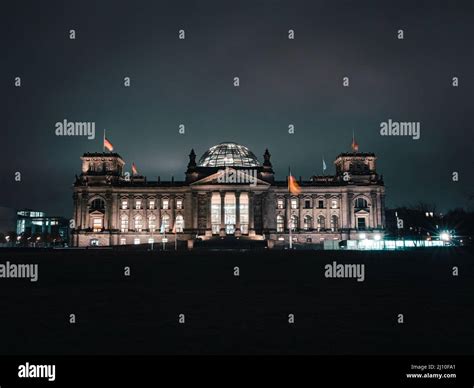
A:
[{"xmin": 0, "ymin": 247, "xmax": 472, "ymax": 355}]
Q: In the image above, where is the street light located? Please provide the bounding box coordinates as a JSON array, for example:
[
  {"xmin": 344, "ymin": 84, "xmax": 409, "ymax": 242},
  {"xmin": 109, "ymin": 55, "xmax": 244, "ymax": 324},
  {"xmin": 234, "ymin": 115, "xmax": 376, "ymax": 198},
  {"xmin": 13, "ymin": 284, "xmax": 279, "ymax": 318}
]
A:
[{"xmin": 439, "ymin": 231, "xmax": 451, "ymax": 242}]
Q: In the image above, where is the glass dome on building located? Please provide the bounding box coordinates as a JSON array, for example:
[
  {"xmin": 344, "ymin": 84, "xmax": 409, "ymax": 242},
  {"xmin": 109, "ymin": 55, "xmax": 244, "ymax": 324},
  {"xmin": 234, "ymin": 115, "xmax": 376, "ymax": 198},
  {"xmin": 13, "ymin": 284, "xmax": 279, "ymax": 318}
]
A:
[{"xmin": 198, "ymin": 142, "xmax": 260, "ymax": 168}]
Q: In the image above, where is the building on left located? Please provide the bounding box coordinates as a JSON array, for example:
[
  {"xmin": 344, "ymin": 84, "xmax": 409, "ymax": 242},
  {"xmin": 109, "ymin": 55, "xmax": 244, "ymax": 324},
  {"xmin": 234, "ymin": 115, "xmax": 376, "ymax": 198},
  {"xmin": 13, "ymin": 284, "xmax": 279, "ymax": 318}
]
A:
[{"xmin": 16, "ymin": 209, "xmax": 70, "ymax": 243}]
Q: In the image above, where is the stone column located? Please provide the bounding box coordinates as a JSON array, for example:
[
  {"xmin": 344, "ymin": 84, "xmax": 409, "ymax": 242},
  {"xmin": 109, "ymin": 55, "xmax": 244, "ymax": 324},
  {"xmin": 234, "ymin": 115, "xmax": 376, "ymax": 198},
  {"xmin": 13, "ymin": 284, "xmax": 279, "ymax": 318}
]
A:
[
  {"xmin": 299, "ymin": 195, "xmax": 303, "ymax": 230},
  {"xmin": 312, "ymin": 194, "xmax": 318, "ymax": 230},
  {"xmin": 248, "ymin": 191, "xmax": 255, "ymax": 234},
  {"xmin": 112, "ymin": 193, "xmax": 119, "ymax": 231},
  {"xmin": 156, "ymin": 194, "xmax": 161, "ymax": 229},
  {"xmin": 371, "ymin": 191, "xmax": 378, "ymax": 229},
  {"xmin": 206, "ymin": 192, "xmax": 212, "ymax": 231},
  {"xmin": 235, "ymin": 191, "xmax": 241, "ymax": 235},
  {"xmin": 74, "ymin": 192, "xmax": 81, "ymax": 229},
  {"xmin": 192, "ymin": 192, "xmax": 198, "ymax": 230},
  {"xmin": 380, "ymin": 193, "xmax": 386, "ymax": 228},
  {"xmin": 169, "ymin": 195, "xmax": 175, "ymax": 230},
  {"xmin": 83, "ymin": 195, "xmax": 89, "ymax": 228},
  {"xmin": 346, "ymin": 192, "xmax": 353, "ymax": 229},
  {"xmin": 220, "ymin": 191, "xmax": 226, "ymax": 236}
]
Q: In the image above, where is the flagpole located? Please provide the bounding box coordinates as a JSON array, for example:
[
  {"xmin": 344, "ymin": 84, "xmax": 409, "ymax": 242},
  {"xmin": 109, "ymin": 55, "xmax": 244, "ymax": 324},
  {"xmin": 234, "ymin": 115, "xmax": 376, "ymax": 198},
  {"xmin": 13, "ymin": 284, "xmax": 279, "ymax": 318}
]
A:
[{"xmin": 288, "ymin": 166, "xmax": 292, "ymax": 250}]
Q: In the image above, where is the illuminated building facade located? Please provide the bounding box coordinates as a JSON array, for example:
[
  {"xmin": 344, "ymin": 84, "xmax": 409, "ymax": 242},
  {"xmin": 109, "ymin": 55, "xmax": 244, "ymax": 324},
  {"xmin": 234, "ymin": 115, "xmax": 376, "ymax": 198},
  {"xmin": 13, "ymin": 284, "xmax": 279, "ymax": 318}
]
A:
[
  {"xmin": 71, "ymin": 142, "xmax": 386, "ymax": 247},
  {"xmin": 16, "ymin": 209, "xmax": 70, "ymax": 240}
]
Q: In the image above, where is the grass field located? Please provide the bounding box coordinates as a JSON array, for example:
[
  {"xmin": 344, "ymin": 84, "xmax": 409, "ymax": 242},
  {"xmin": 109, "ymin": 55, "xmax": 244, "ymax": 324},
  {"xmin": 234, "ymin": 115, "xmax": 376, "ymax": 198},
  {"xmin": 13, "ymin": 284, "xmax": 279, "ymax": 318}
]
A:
[{"xmin": 0, "ymin": 247, "xmax": 472, "ymax": 355}]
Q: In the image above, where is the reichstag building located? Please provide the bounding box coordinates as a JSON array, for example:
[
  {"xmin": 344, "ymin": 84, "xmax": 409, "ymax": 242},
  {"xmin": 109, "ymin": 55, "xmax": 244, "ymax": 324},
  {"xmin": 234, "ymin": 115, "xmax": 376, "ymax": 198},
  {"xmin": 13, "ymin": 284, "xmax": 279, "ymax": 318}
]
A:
[{"xmin": 71, "ymin": 142, "xmax": 386, "ymax": 247}]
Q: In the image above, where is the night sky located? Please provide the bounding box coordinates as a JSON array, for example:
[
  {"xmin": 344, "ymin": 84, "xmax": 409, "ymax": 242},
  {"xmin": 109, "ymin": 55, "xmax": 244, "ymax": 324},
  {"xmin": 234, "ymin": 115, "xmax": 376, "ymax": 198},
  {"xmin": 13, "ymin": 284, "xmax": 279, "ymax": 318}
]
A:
[{"xmin": 2, "ymin": 0, "xmax": 473, "ymax": 226}]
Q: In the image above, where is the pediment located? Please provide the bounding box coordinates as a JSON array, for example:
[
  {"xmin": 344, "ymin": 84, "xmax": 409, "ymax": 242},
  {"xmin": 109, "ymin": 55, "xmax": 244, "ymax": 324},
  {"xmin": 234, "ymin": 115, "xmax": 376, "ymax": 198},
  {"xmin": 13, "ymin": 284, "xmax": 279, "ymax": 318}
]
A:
[
  {"xmin": 354, "ymin": 208, "xmax": 370, "ymax": 215},
  {"xmin": 190, "ymin": 168, "xmax": 270, "ymax": 186}
]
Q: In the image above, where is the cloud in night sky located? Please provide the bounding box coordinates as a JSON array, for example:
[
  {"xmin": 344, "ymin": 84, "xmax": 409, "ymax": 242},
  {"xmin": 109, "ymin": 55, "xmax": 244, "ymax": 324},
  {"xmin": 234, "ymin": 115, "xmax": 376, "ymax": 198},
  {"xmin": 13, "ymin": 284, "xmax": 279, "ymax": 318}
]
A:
[{"xmin": 1, "ymin": 0, "xmax": 473, "ymax": 221}]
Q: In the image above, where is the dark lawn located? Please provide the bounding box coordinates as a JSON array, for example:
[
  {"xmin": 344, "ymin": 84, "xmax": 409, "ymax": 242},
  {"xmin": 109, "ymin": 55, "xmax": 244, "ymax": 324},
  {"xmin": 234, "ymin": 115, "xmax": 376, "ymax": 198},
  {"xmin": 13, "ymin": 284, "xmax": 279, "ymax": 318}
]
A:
[{"xmin": 0, "ymin": 247, "xmax": 472, "ymax": 355}]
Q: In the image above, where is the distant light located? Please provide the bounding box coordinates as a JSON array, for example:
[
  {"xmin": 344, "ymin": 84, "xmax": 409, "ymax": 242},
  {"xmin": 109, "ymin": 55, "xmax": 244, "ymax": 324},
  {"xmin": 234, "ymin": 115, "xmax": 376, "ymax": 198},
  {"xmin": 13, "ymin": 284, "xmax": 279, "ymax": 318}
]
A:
[
  {"xmin": 36, "ymin": 236, "xmax": 41, "ymax": 241},
  {"xmin": 440, "ymin": 232, "xmax": 451, "ymax": 242},
  {"xmin": 359, "ymin": 233, "xmax": 366, "ymax": 240},
  {"xmin": 374, "ymin": 233, "xmax": 382, "ymax": 241}
]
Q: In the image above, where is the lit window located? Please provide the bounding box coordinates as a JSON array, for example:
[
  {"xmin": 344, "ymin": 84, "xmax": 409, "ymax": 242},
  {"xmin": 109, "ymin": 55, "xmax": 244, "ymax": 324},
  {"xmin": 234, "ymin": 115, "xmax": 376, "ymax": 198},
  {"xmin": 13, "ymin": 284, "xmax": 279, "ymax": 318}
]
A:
[
  {"xmin": 148, "ymin": 238, "xmax": 154, "ymax": 244},
  {"xmin": 211, "ymin": 193, "xmax": 220, "ymax": 234},
  {"xmin": 135, "ymin": 200, "xmax": 142, "ymax": 210},
  {"xmin": 175, "ymin": 215, "xmax": 184, "ymax": 233},
  {"xmin": 120, "ymin": 215, "xmax": 129, "ymax": 232},
  {"xmin": 162, "ymin": 199, "xmax": 169, "ymax": 210},
  {"xmin": 92, "ymin": 218, "xmax": 103, "ymax": 232},
  {"xmin": 304, "ymin": 215, "xmax": 312, "ymax": 230},
  {"xmin": 331, "ymin": 200, "xmax": 338, "ymax": 209},
  {"xmin": 134, "ymin": 238, "xmax": 140, "ymax": 245},
  {"xmin": 121, "ymin": 200, "xmax": 128, "ymax": 210},
  {"xmin": 120, "ymin": 238, "xmax": 126, "ymax": 245},
  {"xmin": 149, "ymin": 200, "xmax": 155, "ymax": 210},
  {"xmin": 289, "ymin": 215, "xmax": 298, "ymax": 230},
  {"xmin": 291, "ymin": 198, "xmax": 298, "ymax": 209},
  {"xmin": 176, "ymin": 199, "xmax": 183, "ymax": 209},
  {"xmin": 161, "ymin": 214, "xmax": 170, "ymax": 232},
  {"xmin": 317, "ymin": 215, "xmax": 325, "ymax": 230},
  {"xmin": 276, "ymin": 215, "xmax": 284, "ymax": 233},
  {"xmin": 134, "ymin": 216, "xmax": 143, "ymax": 232},
  {"xmin": 239, "ymin": 193, "xmax": 249, "ymax": 234},
  {"xmin": 148, "ymin": 215, "xmax": 156, "ymax": 232},
  {"xmin": 277, "ymin": 199, "xmax": 284, "ymax": 209}
]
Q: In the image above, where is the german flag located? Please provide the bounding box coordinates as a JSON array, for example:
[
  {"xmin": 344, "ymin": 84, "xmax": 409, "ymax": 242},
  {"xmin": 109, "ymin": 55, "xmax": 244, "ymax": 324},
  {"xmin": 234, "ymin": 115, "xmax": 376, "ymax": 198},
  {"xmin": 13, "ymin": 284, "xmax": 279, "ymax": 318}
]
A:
[
  {"xmin": 351, "ymin": 131, "xmax": 359, "ymax": 152},
  {"xmin": 288, "ymin": 171, "xmax": 301, "ymax": 195},
  {"xmin": 104, "ymin": 137, "xmax": 114, "ymax": 152}
]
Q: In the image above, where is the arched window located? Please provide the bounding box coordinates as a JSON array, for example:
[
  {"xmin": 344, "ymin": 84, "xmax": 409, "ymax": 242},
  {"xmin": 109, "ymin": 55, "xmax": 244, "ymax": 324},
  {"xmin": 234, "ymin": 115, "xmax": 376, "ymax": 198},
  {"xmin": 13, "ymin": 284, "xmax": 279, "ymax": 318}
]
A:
[
  {"xmin": 331, "ymin": 215, "xmax": 339, "ymax": 231},
  {"xmin": 317, "ymin": 215, "xmax": 326, "ymax": 230},
  {"xmin": 120, "ymin": 214, "xmax": 129, "ymax": 232},
  {"xmin": 148, "ymin": 215, "xmax": 156, "ymax": 232},
  {"xmin": 303, "ymin": 215, "xmax": 312, "ymax": 231},
  {"xmin": 134, "ymin": 215, "xmax": 143, "ymax": 232},
  {"xmin": 90, "ymin": 198, "xmax": 105, "ymax": 211},
  {"xmin": 276, "ymin": 215, "xmax": 284, "ymax": 233},
  {"xmin": 289, "ymin": 215, "xmax": 298, "ymax": 231},
  {"xmin": 175, "ymin": 215, "xmax": 184, "ymax": 233},
  {"xmin": 161, "ymin": 214, "xmax": 170, "ymax": 232},
  {"xmin": 355, "ymin": 197, "xmax": 368, "ymax": 209}
]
